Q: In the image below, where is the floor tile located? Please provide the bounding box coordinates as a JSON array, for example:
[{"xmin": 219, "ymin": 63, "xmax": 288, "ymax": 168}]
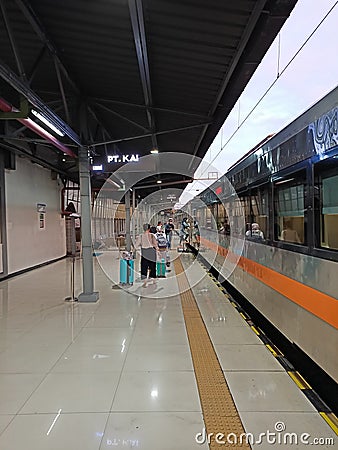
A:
[
  {"xmin": 240, "ymin": 412, "xmax": 337, "ymax": 450},
  {"xmin": 0, "ymin": 415, "xmax": 14, "ymax": 434},
  {"xmin": 200, "ymin": 306, "xmax": 248, "ymax": 327},
  {"xmin": 0, "ymin": 342, "xmax": 68, "ymax": 373},
  {"xmin": 207, "ymin": 325, "xmax": 262, "ymax": 345},
  {"xmin": 100, "ymin": 412, "xmax": 208, "ymax": 449},
  {"xmin": 0, "ymin": 413, "xmax": 108, "ymax": 450},
  {"xmin": 20, "ymin": 372, "xmax": 120, "ymax": 413},
  {"xmin": 131, "ymin": 326, "xmax": 188, "ymax": 345},
  {"xmin": 0, "ymin": 330, "xmax": 26, "ymax": 352},
  {"xmin": 74, "ymin": 327, "xmax": 133, "ymax": 347},
  {"xmin": 84, "ymin": 314, "xmax": 137, "ymax": 328},
  {"xmin": 225, "ymin": 372, "xmax": 317, "ymax": 412},
  {"xmin": 112, "ymin": 371, "xmax": 201, "ymax": 412},
  {"xmin": 0, "ymin": 374, "xmax": 44, "ymax": 414},
  {"xmin": 51, "ymin": 344, "xmax": 127, "ymax": 373},
  {"xmin": 123, "ymin": 345, "xmax": 193, "ymax": 371},
  {"xmin": 215, "ymin": 344, "xmax": 284, "ymax": 371}
]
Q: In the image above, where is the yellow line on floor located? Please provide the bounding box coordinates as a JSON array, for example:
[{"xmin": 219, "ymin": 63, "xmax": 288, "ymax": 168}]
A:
[
  {"xmin": 319, "ymin": 412, "xmax": 338, "ymax": 435},
  {"xmin": 174, "ymin": 258, "xmax": 250, "ymax": 450}
]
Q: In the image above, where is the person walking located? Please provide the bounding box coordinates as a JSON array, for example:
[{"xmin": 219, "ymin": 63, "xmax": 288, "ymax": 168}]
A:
[{"xmin": 165, "ymin": 218, "xmax": 175, "ymax": 249}]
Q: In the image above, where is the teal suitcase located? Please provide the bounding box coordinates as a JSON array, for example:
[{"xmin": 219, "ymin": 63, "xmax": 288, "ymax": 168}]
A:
[
  {"xmin": 120, "ymin": 259, "xmax": 134, "ymax": 285},
  {"xmin": 156, "ymin": 259, "xmax": 166, "ymax": 277}
]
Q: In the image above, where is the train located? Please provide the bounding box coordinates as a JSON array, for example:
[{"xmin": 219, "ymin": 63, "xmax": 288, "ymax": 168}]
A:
[{"xmin": 187, "ymin": 85, "xmax": 338, "ymax": 383}]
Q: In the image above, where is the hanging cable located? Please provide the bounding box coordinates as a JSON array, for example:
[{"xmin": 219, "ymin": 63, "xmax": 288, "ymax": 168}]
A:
[{"xmin": 199, "ymin": 0, "xmax": 338, "ymax": 178}]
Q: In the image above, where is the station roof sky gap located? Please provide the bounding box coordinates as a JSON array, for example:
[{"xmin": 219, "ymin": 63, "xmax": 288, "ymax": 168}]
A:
[{"xmin": 0, "ymin": 0, "xmax": 297, "ymax": 195}]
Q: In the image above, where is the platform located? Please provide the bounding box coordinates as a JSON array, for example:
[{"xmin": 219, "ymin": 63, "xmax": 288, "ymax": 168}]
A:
[{"xmin": 0, "ymin": 253, "xmax": 336, "ymax": 449}]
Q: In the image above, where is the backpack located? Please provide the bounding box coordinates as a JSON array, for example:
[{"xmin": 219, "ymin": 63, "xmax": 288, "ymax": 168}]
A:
[{"xmin": 156, "ymin": 233, "xmax": 167, "ymax": 249}]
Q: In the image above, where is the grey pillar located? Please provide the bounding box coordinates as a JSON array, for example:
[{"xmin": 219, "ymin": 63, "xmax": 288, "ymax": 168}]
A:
[
  {"xmin": 78, "ymin": 146, "xmax": 99, "ymax": 303},
  {"xmin": 132, "ymin": 189, "xmax": 136, "ymax": 243},
  {"xmin": 125, "ymin": 190, "xmax": 131, "ymax": 252}
]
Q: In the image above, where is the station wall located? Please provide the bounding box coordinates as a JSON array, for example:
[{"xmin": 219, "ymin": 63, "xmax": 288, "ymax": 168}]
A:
[{"xmin": 5, "ymin": 157, "xmax": 66, "ymax": 274}]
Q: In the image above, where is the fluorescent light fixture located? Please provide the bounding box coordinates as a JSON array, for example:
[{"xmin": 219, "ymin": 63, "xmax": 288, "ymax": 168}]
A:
[
  {"xmin": 275, "ymin": 178, "xmax": 295, "ymax": 185},
  {"xmin": 92, "ymin": 165, "xmax": 103, "ymax": 171},
  {"xmin": 157, "ymin": 180, "xmax": 162, "ymax": 184},
  {"xmin": 31, "ymin": 109, "xmax": 65, "ymax": 137},
  {"xmin": 150, "ymin": 148, "xmax": 159, "ymax": 154},
  {"xmin": 107, "ymin": 178, "xmax": 121, "ymax": 188}
]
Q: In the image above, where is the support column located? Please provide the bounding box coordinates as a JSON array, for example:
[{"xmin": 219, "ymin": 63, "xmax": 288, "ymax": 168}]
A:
[
  {"xmin": 78, "ymin": 146, "xmax": 99, "ymax": 303},
  {"xmin": 132, "ymin": 189, "xmax": 136, "ymax": 244},
  {"xmin": 125, "ymin": 190, "xmax": 131, "ymax": 252}
]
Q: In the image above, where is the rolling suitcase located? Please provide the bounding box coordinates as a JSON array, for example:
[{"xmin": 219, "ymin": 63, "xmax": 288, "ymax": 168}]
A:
[
  {"xmin": 120, "ymin": 259, "xmax": 134, "ymax": 285},
  {"xmin": 156, "ymin": 258, "xmax": 166, "ymax": 277},
  {"xmin": 166, "ymin": 252, "xmax": 170, "ymax": 268}
]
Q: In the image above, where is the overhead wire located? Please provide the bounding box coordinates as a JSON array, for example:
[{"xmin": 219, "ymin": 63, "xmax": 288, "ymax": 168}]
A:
[{"xmin": 197, "ymin": 0, "xmax": 338, "ymax": 179}]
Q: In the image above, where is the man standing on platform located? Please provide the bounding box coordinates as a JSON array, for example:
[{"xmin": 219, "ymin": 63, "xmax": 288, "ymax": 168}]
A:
[{"xmin": 165, "ymin": 218, "xmax": 175, "ymax": 249}]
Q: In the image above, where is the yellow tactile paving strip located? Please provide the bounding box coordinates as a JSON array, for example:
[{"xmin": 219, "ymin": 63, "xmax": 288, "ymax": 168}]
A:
[{"xmin": 174, "ymin": 258, "xmax": 251, "ymax": 449}]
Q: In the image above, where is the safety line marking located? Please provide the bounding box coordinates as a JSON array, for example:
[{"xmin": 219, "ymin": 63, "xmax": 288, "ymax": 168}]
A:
[
  {"xmin": 288, "ymin": 371, "xmax": 311, "ymax": 390},
  {"xmin": 174, "ymin": 258, "xmax": 250, "ymax": 450},
  {"xmin": 320, "ymin": 413, "xmax": 338, "ymax": 435},
  {"xmin": 251, "ymin": 325, "xmax": 260, "ymax": 335}
]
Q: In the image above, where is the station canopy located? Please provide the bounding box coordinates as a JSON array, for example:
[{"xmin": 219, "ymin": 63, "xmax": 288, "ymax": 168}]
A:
[{"xmin": 0, "ymin": 0, "xmax": 297, "ymax": 196}]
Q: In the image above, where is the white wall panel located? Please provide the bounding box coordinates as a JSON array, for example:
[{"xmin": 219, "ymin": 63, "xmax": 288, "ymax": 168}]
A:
[{"xmin": 5, "ymin": 158, "xmax": 66, "ymax": 274}]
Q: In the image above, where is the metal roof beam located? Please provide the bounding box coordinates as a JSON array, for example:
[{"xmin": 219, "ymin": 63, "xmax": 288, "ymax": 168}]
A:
[
  {"xmin": 54, "ymin": 59, "xmax": 70, "ymax": 124},
  {"xmin": 0, "ymin": 0, "xmax": 26, "ymax": 79},
  {"xmin": 14, "ymin": 0, "xmax": 110, "ymax": 147},
  {"xmin": 192, "ymin": 0, "xmax": 268, "ymax": 159},
  {"xmin": 91, "ymin": 122, "xmax": 210, "ymax": 147},
  {"xmin": 128, "ymin": 0, "xmax": 158, "ymax": 150},
  {"xmin": 28, "ymin": 45, "xmax": 46, "ymax": 84},
  {"xmin": 94, "ymin": 102, "xmax": 150, "ymax": 133},
  {"xmin": 15, "ymin": 0, "xmax": 80, "ymax": 96},
  {"xmin": 91, "ymin": 97, "xmax": 210, "ymax": 120}
]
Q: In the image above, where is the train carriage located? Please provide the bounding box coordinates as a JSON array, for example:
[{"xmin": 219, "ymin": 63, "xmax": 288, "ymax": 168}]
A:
[{"xmin": 193, "ymin": 86, "xmax": 338, "ymax": 383}]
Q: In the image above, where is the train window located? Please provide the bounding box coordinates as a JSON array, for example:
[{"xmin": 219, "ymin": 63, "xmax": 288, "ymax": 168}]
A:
[
  {"xmin": 251, "ymin": 189, "xmax": 269, "ymax": 239},
  {"xmin": 274, "ymin": 171, "xmax": 306, "ymax": 244},
  {"xmin": 314, "ymin": 157, "xmax": 338, "ymax": 250},
  {"xmin": 240, "ymin": 189, "xmax": 269, "ymax": 238}
]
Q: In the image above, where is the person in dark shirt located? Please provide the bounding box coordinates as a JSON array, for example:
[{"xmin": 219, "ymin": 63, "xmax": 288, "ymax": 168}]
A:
[{"xmin": 165, "ymin": 218, "xmax": 175, "ymax": 249}]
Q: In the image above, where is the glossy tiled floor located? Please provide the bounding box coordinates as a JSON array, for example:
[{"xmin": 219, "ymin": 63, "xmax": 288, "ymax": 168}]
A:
[{"xmin": 0, "ymin": 252, "xmax": 336, "ymax": 449}]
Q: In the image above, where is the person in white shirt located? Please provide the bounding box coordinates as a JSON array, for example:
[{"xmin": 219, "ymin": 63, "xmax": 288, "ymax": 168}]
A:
[{"xmin": 245, "ymin": 222, "xmax": 264, "ymax": 240}]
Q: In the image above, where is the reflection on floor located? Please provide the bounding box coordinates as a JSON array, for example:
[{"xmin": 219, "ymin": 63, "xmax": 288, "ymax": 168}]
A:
[{"xmin": 0, "ymin": 252, "xmax": 335, "ymax": 449}]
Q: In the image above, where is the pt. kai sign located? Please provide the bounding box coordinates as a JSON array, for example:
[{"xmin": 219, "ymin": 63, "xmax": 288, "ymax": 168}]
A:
[
  {"xmin": 107, "ymin": 154, "xmax": 139, "ymax": 163},
  {"xmin": 92, "ymin": 154, "xmax": 140, "ymax": 172}
]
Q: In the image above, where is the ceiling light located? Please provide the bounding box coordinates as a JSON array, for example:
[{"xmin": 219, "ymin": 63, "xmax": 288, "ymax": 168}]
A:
[
  {"xmin": 107, "ymin": 178, "xmax": 121, "ymax": 188},
  {"xmin": 157, "ymin": 180, "xmax": 162, "ymax": 184},
  {"xmin": 31, "ymin": 109, "xmax": 65, "ymax": 137},
  {"xmin": 275, "ymin": 178, "xmax": 295, "ymax": 185},
  {"xmin": 150, "ymin": 148, "xmax": 159, "ymax": 154}
]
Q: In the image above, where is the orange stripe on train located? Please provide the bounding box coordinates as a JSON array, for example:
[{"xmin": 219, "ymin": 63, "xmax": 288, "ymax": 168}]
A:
[{"xmin": 200, "ymin": 237, "xmax": 338, "ymax": 329}]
